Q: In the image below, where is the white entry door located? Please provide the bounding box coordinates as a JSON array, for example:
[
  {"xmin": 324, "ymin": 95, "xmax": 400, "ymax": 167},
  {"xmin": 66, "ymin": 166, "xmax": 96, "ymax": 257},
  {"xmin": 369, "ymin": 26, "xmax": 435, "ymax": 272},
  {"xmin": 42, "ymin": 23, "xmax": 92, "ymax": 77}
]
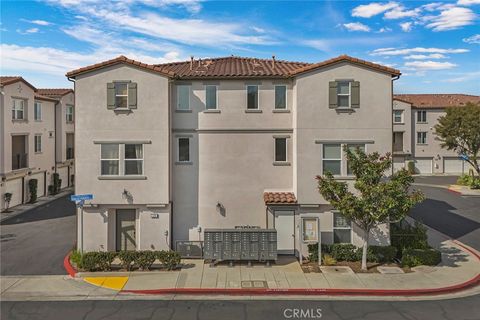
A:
[{"xmin": 274, "ymin": 210, "xmax": 295, "ymax": 254}]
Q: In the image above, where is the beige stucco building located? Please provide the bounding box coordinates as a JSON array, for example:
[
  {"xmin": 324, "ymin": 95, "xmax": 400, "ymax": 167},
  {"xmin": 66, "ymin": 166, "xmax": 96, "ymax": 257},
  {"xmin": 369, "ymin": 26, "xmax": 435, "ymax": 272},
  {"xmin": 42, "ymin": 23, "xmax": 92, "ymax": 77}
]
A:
[
  {"xmin": 0, "ymin": 77, "xmax": 74, "ymax": 210},
  {"xmin": 392, "ymin": 94, "xmax": 480, "ymax": 174},
  {"xmin": 68, "ymin": 55, "xmax": 400, "ymax": 258}
]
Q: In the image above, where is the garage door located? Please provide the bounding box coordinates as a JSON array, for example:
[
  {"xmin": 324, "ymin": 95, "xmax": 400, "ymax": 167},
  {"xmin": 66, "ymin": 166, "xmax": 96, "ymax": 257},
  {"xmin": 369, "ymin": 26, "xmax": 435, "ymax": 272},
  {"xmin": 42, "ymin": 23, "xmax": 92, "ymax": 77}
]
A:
[
  {"xmin": 444, "ymin": 157, "xmax": 464, "ymax": 174},
  {"xmin": 393, "ymin": 157, "xmax": 405, "ymax": 173},
  {"xmin": 5, "ymin": 177, "xmax": 23, "ymax": 208},
  {"xmin": 57, "ymin": 167, "xmax": 69, "ymax": 189},
  {"xmin": 415, "ymin": 158, "xmax": 433, "ymax": 174}
]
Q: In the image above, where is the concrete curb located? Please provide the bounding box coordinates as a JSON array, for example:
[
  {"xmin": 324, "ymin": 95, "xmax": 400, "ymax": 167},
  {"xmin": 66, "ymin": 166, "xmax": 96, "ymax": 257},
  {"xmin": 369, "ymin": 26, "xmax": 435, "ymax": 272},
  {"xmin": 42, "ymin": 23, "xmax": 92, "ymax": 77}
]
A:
[{"xmin": 64, "ymin": 251, "xmax": 77, "ymax": 278}]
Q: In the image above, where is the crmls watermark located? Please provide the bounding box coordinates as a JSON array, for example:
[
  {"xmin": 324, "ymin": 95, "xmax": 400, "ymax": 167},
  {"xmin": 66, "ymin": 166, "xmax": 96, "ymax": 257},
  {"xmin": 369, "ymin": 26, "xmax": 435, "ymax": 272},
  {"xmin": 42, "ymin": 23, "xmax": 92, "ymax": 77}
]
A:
[{"xmin": 283, "ymin": 308, "xmax": 323, "ymax": 319}]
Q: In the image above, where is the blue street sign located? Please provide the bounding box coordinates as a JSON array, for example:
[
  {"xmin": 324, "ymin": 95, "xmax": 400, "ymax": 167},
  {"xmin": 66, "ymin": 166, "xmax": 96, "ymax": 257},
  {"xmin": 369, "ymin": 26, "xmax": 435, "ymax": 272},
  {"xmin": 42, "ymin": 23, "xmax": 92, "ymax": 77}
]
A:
[
  {"xmin": 70, "ymin": 194, "xmax": 93, "ymax": 202},
  {"xmin": 460, "ymin": 154, "xmax": 469, "ymax": 161}
]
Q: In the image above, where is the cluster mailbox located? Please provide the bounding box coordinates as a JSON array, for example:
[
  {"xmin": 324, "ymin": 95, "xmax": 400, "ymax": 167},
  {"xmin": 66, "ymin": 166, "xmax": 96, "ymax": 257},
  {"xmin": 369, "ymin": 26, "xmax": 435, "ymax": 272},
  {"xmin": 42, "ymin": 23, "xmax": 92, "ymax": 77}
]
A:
[{"xmin": 204, "ymin": 228, "xmax": 277, "ymax": 265}]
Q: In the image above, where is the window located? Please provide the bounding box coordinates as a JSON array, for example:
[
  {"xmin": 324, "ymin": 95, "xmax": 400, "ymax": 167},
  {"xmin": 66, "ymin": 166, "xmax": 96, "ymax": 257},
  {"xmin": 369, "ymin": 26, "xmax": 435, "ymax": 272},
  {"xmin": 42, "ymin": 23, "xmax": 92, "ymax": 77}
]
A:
[
  {"xmin": 247, "ymin": 85, "xmax": 258, "ymax": 109},
  {"xmin": 124, "ymin": 144, "xmax": 143, "ymax": 175},
  {"xmin": 274, "ymin": 138, "xmax": 287, "ymax": 162},
  {"xmin": 274, "ymin": 85, "xmax": 287, "ymax": 109},
  {"xmin": 417, "ymin": 110, "xmax": 427, "ymax": 123},
  {"xmin": 178, "ymin": 138, "xmax": 190, "ymax": 162},
  {"xmin": 333, "ymin": 212, "xmax": 351, "ymax": 243},
  {"xmin": 12, "ymin": 99, "xmax": 25, "ymax": 120},
  {"xmin": 177, "ymin": 85, "xmax": 190, "ymax": 110},
  {"xmin": 115, "ymin": 83, "xmax": 129, "ymax": 109},
  {"xmin": 322, "ymin": 144, "xmax": 341, "ymax": 175},
  {"xmin": 101, "ymin": 144, "xmax": 119, "ymax": 175},
  {"xmin": 393, "ymin": 110, "xmax": 403, "ymax": 123},
  {"xmin": 34, "ymin": 102, "xmax": 42, "ymax": 121},
  {"xmin": 337, "ymin": 81, "xmax": 350, "ymax": 108},
  {"xmin": 346, "ymin": 144, "xmax": 365, "ymax": 176},
  {"xmin": 205, "ymin": 85, "xmax": 217, "ymax": 110},
  {"xmin": 417, "ymin": 132, "xmax": 427, "ymax": 144},
  {"xmin": 34, "ymin": 135, "xmax": 42, "ymax": 153},
  {"xmin": 66, "ymin": 105, "xmax": 74, "ymax": 122}
]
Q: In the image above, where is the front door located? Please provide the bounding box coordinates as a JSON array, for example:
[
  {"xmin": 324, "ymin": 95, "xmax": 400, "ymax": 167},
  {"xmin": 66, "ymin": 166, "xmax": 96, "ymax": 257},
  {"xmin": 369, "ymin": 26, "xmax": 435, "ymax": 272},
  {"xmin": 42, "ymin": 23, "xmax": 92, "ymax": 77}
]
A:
[
  {"xmin": 274, "ymin": 210, "xmax": 295, "ymax": 254},
  {"xmin": 116, "ymin": 209, "xmax": 136, "ymax": 251}
]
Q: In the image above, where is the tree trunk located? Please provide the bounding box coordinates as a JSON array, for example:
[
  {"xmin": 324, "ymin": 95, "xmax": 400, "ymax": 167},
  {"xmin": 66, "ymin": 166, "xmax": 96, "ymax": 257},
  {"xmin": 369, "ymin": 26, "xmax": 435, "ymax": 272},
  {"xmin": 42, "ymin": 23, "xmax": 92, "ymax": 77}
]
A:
[{"xmin": 361, "ymin": 228, "xmax": 370, "ymax": 271}]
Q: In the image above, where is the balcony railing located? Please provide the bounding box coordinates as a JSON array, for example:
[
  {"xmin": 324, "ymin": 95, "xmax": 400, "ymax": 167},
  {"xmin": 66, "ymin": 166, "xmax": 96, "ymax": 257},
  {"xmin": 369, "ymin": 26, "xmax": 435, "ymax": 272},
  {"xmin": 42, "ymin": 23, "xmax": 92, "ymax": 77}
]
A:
[
  {"xmin": 66, "ymin": 147, "xmax": 74, "ymax": 160},
  {"xmin": 12, "ymin": 153, "xmax": 28, "ymax": 170}
]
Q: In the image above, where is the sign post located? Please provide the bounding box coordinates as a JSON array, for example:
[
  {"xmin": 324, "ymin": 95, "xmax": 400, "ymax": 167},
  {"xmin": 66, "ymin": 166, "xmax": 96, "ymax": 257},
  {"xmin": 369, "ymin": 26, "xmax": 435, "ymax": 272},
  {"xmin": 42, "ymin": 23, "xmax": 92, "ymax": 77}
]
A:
[{"xmin": 70, "ymin": 194, "xmax": 93, "ymax": 254}]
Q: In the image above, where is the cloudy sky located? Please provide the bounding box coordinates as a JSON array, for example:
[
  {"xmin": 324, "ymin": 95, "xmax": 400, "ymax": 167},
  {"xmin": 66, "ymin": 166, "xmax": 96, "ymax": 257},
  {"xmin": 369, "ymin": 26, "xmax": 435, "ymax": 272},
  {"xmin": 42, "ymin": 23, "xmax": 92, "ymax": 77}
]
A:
[{"xmin": 1, "ymin": 0, "xmax": 479, "ymax": 93}]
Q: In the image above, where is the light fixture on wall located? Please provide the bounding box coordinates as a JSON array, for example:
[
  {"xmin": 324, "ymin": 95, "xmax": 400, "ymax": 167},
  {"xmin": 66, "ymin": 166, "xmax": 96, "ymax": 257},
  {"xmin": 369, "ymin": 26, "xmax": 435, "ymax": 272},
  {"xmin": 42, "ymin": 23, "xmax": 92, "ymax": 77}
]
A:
[{"xmin": 122, "ymin": 189, "xmax": 132, "ymax": 199}]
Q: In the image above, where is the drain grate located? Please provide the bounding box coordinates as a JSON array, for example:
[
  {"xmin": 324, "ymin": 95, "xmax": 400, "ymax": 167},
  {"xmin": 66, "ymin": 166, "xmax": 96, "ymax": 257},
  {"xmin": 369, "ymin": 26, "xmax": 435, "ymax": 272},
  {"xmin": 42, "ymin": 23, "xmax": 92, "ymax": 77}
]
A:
[{"xmin": 241, "ymin": 280, "xmax": 268, "ymax": 288}]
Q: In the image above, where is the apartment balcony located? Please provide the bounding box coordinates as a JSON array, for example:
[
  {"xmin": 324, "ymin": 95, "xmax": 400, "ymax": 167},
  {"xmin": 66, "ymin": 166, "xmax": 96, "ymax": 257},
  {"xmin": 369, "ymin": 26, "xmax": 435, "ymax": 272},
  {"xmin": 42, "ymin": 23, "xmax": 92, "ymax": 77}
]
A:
[{"xmin": 12, "ymin": 153, "xmax": 28, "ymax": 170}]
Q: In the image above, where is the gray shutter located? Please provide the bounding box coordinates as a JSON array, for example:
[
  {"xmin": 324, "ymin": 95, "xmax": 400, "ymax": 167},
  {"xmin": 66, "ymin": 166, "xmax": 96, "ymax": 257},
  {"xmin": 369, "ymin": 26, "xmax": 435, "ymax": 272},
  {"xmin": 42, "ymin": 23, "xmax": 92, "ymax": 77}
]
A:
[
  {"xmin": 107, "ymin": 83, "xmax": 115, "ymax": 109},
  {"xmin": 351, "ymin": 81, "xmax": 360, "ymax": 108},
  {"xmin": 128, "ymin": 82, "xmax": 137, "ymax": 109},
  {"xmin": 329, "ymin": 81, "xmax": 337, "ymax": 108}
]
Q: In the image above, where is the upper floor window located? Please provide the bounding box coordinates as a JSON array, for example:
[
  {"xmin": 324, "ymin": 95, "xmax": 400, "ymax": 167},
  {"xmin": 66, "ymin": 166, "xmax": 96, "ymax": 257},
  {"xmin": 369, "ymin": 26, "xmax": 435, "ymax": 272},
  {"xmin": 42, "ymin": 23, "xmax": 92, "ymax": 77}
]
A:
[
  {"xmin": 124, "ymin": 144, "xmax": 143, "ymax": 175},
  {"xmin": 177, "ymin": 137, "xmax": 190, "ymax": 162},
  {"xmin": 274, "ymin": 85, "xmax": 287, "ymax": 110},
  {"xmin": 12, "ymin": 99, "xmax": 25, "ymax": 120},
  {"xmin": 66, "ymin": 105, "xmax": 74, "ymax": 123},
  {"xmin": 107, "ymin": 81, "xmax": 137, "ymax": 110},
  {"xmin": 337, "ymin": 81, "xmax": 350, "ymax": 108},
  {"xmin": 205, "ymin": 85, "xmax": 217, "ymax": 110},
  {"xmin": 417, "ymin": 132, "xmax": 427, "ymax": 145},
  {"xmin": 34, "ymin": 135, "xmax": 42, "ymax": 153},
  {"xmin": 274, "ymin": 138, "xmax": 287, "ymax": 162},
  {"xmin": 177, "ymin": 85, "xmax": 190, "ymax": 110},
  {"xmin": 333, "ymin": 212, "xmax": 352, "ymax": 243},
  {"xmin": 322, "ymin": 144, "xmax": 341, "ymax": 175},
  {"xmin": 101, "ymin": 144, "xmax": 119, "ymax": 175},
  {"xmin": 115, "ymin": 82, "xmax": 128, "ymax": 108},
  {"xmin": 100, "ymin": 143, "xmax": 143, "ymax": 176},
  {"xmin": 417, "ymin": 110, "xmax": 427, "ymax": 123},
  {"xmin": 34, "ymin": 102, "xmax": 42, "ymax": 121},
  {"xmin": 393, "ymin": 110, "xmax": 403, "ymax": 123},
  {"xmin": 247, "ymin": 85, "xmax": 259, "ymax": 109}
]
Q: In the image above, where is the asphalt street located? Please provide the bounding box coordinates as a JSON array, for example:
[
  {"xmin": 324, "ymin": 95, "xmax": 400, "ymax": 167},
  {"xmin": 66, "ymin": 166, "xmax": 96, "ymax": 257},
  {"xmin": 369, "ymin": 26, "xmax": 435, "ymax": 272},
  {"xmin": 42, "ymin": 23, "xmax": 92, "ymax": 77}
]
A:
[{"xmin": 0, "ymin": 195, "xmax": 76, "ymax": 275}]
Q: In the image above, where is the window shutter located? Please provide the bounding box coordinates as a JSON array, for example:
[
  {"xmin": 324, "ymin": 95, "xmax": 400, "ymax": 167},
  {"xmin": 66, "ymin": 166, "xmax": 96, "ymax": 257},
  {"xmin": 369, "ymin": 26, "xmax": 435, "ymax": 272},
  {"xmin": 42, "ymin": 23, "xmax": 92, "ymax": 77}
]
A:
[
  {"xmin": 128, "ymin": 82, "xmax": 137, "ymax": 109},
  {"xmin": 351, "ymin": 81, "xmax": 360, "ymax": 108},
  {"xmin": 107, "ymin": 83, "xmax": 115, "ymax": 109},
  {"xmin": 329, "ymin": 81, "xmax": 337, "ymax": 108}
]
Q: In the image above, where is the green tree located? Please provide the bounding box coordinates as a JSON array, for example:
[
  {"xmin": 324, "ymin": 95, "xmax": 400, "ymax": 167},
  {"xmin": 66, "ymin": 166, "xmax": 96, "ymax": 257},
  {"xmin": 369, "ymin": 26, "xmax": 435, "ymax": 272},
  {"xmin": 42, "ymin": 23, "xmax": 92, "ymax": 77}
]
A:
[
  {"xmin": 434, "ymin": 102, "xmax": 480, "ymax": 177},
  {"xmin": 316, "ymin": 147, "xmax": 424, "ymax": 270}
]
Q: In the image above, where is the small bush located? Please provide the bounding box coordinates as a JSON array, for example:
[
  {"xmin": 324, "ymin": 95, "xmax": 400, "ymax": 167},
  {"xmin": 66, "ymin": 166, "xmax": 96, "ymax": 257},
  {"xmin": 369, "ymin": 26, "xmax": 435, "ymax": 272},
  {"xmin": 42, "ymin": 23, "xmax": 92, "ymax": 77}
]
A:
[
  {"xmin": 457, "ymin": 174, "xmax": 473, "ymax": 186},
  {"xmin": 136, "ymin": 251, "xmax": 157, "ymax": 270},
  {"xmin": 471, "ymin": 178, "xmax": 480, "ymax": 190},
  {"xmin": 407, "ymin": 161, "xmax": 416, "ymax": 174},
  {"xmin": 401, "ymin": 248, "xmax": 441, "ymax": 267},
  {"xmin": 354, "ymin": 246, "xmax": 378, "ymax": 263},
  {"xmin": 52, "ymin": 173, "xmax": 61, "ymax": 194},
  {"xmin": 28, "ymin": 179, "xmax": 38, "ymax": 203},
  {"xmin": 369, "ymin": 246, "xmax": 397, "ymax": 263},
  {"xmin": 322, "ymin": 254, "xmax": 337, "ymax": 266},
  {"xmin": 307, "ymin": 243, "xmax": 333, "ymax": 262},
  {"xmin": 4, "ymin": 193, "xmax": 13, "ymax": 211},
  {"xmin": 70, "ymin": 250, "xmax": 83, "ymax": 268},
  {"xmin": 157, "ymin": 251, "xmax": 180, "ymax": 270},
  {"xmin": 331, "ymin": 244, "xmax": 358, "ymax": 261},
  {"xmin": 82, "ymin": 252, "xmax": 100, "ymax": 271},
  {"xmin": 97, "ymin": 252, "xmax": 117, "ymax": 271},
  {"xmin": 118, "ymin": 251, "xmax": 138, "ymax": 271}
]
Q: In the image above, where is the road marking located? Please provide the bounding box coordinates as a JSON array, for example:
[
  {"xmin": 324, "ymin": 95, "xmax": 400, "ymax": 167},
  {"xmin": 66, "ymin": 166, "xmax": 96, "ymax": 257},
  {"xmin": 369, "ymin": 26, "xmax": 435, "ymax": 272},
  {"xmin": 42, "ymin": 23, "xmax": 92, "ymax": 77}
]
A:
[{"xmin": 84, "ymin": 277, "xmax": 128, "ymax": 290}]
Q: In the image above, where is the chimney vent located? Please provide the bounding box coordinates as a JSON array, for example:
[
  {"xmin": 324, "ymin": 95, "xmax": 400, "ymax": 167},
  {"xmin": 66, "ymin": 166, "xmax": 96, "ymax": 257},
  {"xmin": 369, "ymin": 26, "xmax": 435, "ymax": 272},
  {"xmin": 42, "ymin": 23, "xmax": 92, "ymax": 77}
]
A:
[
  {"xmin": 272, "ymin": 55, "xmax": 276, "ymax": 69},
  {"xmin": 190, "ymin": 56, "xmax": 194, "ymax": 70}
]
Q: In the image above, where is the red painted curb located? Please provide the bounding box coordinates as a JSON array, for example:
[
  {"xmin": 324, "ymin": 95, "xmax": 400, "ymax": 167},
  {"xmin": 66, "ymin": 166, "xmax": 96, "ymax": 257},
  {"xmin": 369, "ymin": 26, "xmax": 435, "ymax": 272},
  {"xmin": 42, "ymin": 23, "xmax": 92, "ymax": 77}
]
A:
[
  {"xmin": 121, "ymin": 241, "xmax": 480, "ymax": 297},
  {"xmin": 64, "ymin": 251, "xmax": 78, "ymax": 277},
  {"xmin": 447, "ymin": 188, "xmax": 462, "ymax": 195}
]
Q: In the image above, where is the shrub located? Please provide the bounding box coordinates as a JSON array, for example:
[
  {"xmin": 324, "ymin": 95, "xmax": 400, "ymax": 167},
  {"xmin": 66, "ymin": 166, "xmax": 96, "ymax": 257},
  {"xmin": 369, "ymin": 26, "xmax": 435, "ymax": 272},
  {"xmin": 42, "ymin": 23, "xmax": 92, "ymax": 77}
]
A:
[
  {"xmin": 52, "ymin": 173, "xmax": 61, "ymax": 194},
  {"xmin": 322, "ymin": 254, "xmax": 336, "ymax": 266},
  {"xmin": 369, "ymin": 246, "xmax": 397, "ymax": 263},
  {"xmin": 457, "ymin": 174, "xmax": 473, "ymax": 186},
  {"xmin": 82, "ymin": 252, "xmax": 100, "ymax": 271},
  {"xmin": 331, "ymin": 244, "xmax": 358, "ymax": 261},
  {"xmin": 391, "ymin": 220, "xmax": 429, "ymax": 258},
  {"xmin": 136, "ymin": 251, "xmax": 157, "ymax": 270},
  {"xmin": 70, "ymin": 250, "xmax": 83, "ymax": 268},
  {"xmin": 471, "ymin": 178, "xmax": 480, "ymax": 190},
  {"xmin": 4, "ymin": 193, "xmax": 12, "ymax": 211},
  {"xmin": 307, "ymin": 243, "xmax": 333, "ymax": 262},
  {"xmin": 401, "ymin": 248, "xmax": 441, "ymax": 267},
  {"xmin": 118, "ymin": 251, "xmax": 138, "ymax": 271},
  {"xmin": 28, "ymin": 179, "xmax": 38, "ymax": 203},
  {"xmin": 157, "ymin": 251, "xmax": 180, "ymax": 270},
  {"xmin": 97, "ymin": 252, "xmax": 117, "ymax": 271},
  {"xmin": 354, "ymin": 246, "xmax": 378, "ymax": 263},
  {"xmin": 407, "ymin": 161, "xmax": 416, "ymax": 174}
]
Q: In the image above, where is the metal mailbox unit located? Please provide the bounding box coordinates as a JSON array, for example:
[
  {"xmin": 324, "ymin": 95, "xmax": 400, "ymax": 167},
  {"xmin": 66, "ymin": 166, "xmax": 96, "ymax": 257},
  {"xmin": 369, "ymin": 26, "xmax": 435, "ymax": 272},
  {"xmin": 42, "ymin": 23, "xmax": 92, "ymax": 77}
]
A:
[{"xmin": 204, "ymin": 228, "xmax": 277, "ymax": 266}]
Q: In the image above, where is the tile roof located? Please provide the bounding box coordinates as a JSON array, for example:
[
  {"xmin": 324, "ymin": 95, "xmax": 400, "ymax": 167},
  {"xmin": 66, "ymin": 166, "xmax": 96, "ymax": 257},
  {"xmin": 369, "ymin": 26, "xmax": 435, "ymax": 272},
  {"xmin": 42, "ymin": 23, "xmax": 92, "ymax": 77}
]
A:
[
  {"xmin": 66, "ymin": 54, "xmax": 400, "ymax": 79},
  {"xmin": 34, "ymin": 93, "xmax": 58, "ymax": 102},
  {"xmin": 36, "ymin": 88, "xmax": 73, "ymax": 97},
  {"xmin": 0, "ymin": 76, "xmax": 36, "ymax": 90},
  {"xmin": 263, "ymin": 192, "xmax": 297, "ymax": 204},
  {"xmin": 394, "ymin": 94, "xmax": 480, "ymax": 108}
]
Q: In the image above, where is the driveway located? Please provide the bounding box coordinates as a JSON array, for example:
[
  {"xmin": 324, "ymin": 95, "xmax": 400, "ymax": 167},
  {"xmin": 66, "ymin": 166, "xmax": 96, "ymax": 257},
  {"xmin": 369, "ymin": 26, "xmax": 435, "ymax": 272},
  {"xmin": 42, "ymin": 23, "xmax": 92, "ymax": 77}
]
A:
[
  {"xmin": 0, "ymin": 195, "xmax": 76, "ymax": 275},
  {"xmin": 411, "ymin": 175, "xmax": 480, "ymax": 251}
]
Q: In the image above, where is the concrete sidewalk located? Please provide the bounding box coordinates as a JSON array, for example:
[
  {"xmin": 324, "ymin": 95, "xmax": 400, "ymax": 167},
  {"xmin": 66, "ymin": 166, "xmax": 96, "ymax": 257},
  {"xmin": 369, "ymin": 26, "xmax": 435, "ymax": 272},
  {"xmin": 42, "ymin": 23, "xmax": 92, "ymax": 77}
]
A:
[{"xmin": 448, "ymin": 184, "xmax": 480, "ymax": 196}]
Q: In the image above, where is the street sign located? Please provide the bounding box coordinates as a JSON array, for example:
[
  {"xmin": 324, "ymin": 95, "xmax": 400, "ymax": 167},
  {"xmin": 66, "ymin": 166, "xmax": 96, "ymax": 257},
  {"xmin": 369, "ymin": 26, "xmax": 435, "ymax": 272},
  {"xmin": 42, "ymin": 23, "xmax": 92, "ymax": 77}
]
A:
[{"xmin": 70, "ymin": 194, "xmax": 93, "ymax": 202}]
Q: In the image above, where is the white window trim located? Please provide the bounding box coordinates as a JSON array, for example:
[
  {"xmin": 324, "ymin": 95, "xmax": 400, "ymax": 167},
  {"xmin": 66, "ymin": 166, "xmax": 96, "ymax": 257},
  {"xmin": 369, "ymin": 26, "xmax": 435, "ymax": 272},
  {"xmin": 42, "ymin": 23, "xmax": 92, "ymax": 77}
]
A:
[
  {"xmin": 333, "ymin": 211, "xmax": 353, "ymax": 244},
  {"xmin": 34, "ymin": 134, "xmax": 42, "ymax": 153},
  {"xmin": 417, "ymin": 110, "xmax": 427, "ymax": 123},
  {"xmin": 274, "ymin": 137, "xmax": 288, "ymax": 162},
  {"xmin": 100, "ymin": 144, "xmax": 120, "ymax": 176},
  {"xmin": 124, "ymin": 144, "xmax": 144, "ymax": 176},
  {"xmin": 177, "ymin": 85, "xmax": 191, "ymax": 110},
  {"xmin": 177, "ymin": 137, "xmax": 191, "ymax": 162},
  {"xmin": 337, "ymin": 81, "xmax": 351, "ymax": 109},
  {"xmin": 12, "ymin": 98, "xmax": 25, "ymax": 120},
  {"xmin": 246, "ymin": 85, "xmax": 259, "ymax": 110},
  {"xmin": 274, "ymin": 85, "xmax": 287, "ymax": 110},
  {"xmin": 417, "ymin": 132, "xmax": 427, "ymax": 145},
  {"xmin": 66, "ymin": 105, "xmax": 74, "ymax": 123},
  {"xmin": 393, "ymin": 110, "xmax": 403, "ymax": 123},
  {"xmin": 114, "ymin": 82, "xmax": 129, "ymax": 110},
  {"xmin": 34, "ymin": 102, "xmax": 42, "ymax": 121},
  {"xmin": 205, "ymin": 85, "xmax": 218, "ymax": 110},
  {"xmin": 322, "ymin": 144, "xmax": 342, "ymax": 176}
]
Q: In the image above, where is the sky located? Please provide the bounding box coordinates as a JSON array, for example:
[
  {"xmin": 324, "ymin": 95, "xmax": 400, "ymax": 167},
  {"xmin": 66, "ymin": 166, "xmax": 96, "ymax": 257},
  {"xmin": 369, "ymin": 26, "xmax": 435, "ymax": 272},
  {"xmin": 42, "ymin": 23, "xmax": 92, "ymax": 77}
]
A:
[{"xmin": 1, "ymin": 0, "xmax": 479, "ymax": 94}]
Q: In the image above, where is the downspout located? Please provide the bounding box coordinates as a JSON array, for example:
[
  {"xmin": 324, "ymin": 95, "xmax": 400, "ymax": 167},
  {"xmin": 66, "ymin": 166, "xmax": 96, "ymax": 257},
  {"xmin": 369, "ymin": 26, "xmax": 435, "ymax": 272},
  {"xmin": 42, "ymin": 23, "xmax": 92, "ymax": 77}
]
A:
[
  {"xmin": 53, "ymin": 100, "xmax": 58, "ymax": 174},
  {"xmin": 67, "ymin": 76, "xmax": 77, "ymax": 249},
  {"xmin": 391, "ymin": 74, "xmax": 400, "ymax": 176},
  {"xmin": 168, "ymin": 78, "xmax": 174, "ymax": 250}
]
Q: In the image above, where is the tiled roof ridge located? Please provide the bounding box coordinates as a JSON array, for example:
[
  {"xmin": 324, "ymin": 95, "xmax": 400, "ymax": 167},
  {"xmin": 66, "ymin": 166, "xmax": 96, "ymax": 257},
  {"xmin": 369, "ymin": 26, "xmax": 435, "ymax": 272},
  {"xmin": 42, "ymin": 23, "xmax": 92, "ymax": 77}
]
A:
[{"xmin": 156, "ymin": 55, "xmax": 312, "ymax": 67}]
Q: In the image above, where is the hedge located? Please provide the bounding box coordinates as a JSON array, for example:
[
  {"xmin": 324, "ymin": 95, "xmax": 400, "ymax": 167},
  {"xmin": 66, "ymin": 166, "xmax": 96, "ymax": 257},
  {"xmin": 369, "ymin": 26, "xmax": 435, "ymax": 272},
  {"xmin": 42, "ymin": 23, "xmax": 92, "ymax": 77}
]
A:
[
  {"xmin": 401, "ymin": 248, "xmax": 441, "ymax": 267},
  {"xmin": 307, "ymin": 243, "xmax": 396, "ymax": 263},
  {"xmin": 73, "ymin": 250, "xmax": 181, "ymax": 272}
]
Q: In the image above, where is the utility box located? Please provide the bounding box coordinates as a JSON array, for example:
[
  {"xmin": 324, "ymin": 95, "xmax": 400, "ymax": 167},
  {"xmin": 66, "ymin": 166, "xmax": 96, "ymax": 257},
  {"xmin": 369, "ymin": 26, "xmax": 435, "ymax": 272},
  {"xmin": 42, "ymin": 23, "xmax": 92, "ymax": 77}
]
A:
[{"xmin": 204, "ymin": 228, "xmax": 277, "ymax": 265}]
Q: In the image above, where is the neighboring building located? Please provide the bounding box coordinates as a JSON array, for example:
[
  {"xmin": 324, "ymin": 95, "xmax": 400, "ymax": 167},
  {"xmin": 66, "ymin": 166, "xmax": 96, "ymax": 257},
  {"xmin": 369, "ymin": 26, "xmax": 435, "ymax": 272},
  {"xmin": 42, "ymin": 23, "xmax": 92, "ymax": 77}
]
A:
[
  {"xmin": 0, "ymin": 77, "xmax": 74, "ymax": 210},
  {"xmin": 393, "ymin": 94, "xmax": 480, "ymax": 174},
  {"xmin": 67, "ymin": 55, "xmax": 399, "ymax": 258}
]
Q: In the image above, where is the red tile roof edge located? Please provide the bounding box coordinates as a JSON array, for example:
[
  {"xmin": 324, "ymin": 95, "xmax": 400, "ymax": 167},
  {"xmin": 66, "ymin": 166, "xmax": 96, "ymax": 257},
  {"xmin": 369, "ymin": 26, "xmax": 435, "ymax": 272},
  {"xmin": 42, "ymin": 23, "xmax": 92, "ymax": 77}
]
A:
[
  {"xmin": 36, "ymin": 88, "xmax": 74, "ymax": 97},
  {"xmin": 0, "ymin": 76, "xmax": 37, "ymax": 91},
  {"xmin": 263, "ymin": 192, "xmax": 297, "ymax": 204},
  {"xmin": 394, "ymin": 94, "xmax": 480, "ymax": 108}
]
